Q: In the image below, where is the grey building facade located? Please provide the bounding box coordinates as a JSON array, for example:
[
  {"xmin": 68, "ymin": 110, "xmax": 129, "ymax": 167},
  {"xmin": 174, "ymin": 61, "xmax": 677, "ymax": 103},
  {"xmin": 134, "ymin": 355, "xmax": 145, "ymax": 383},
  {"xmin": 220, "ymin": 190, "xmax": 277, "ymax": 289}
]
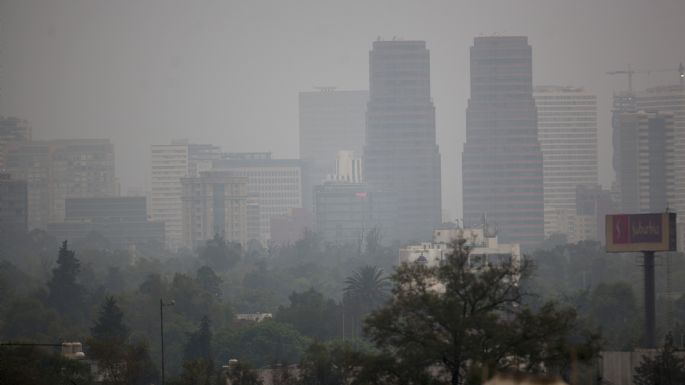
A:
[
  {"xmin": 47, "ymin": 196, "xmax": 164, "ymax": 249},
  {"xmin": 462, "ymin": 36, "xmax": 544, "ymax": 250},
  {"xmin": 363, "ymin": 40, "xmax": 442, "ymax": 243},
  {"xmin": 299, "ymin": 89, "xmax": 368, "ymax": 200},
  {"xmin": 0, "ymin": 173, "xmax": 28, "ymax": 235}
]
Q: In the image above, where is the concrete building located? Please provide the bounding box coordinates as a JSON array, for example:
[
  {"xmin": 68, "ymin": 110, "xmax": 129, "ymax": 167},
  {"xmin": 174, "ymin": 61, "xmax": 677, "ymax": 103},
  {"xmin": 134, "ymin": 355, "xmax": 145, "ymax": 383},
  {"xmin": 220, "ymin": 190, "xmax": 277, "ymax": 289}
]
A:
[
  {"xmin": 149, "ymin": 141, "xmax": 221, "ymax": 249},
  {"xmin": 364, "ymin": 40, "xmax": 442, "ymax": 243},
  {"xmin": 326, "ymin": 150, "xmax": 362, "ymax": 183},
  {"xmin": 533, "ymin": 86, "xmax": 598, "ymax": 237},
  {"xmin": 462, "ymin": 36, "xmax": 544, "ymax": 250},
  {"xmin": 0, "ymin": 173, "xmax": 28, "ymax": 235},
  {"xmin": 46, "ymin": 196, "xmax": 164, "ymax": 249},
  {"xmin": 212, "ymin": 152, "xmax": 306, "ymax": 243},
  {"xmin": 636, "ymin": 84, "xmax": 685, "ymax": 229},
  {"xmin": 400, "ymin": 227, "xmax": 521, "ymax": 271},
  {"xmin": 270, "ymin": 208, "xmax": 313, "ymax": 246},
  {"xmin": 299, "ymin": 88, "xmax": 368, "ymax": 201},
  {"xmin": 0, "ymin": 116, "xmax": 31, "ymax": 170},
  {"xmin": 181, "ymin": 170, "xmax": 249, "ymax": 248},
  {"xmin": 314, "ymin": 182, "xmax": 381, "ymax": 246},
  {"xmin": 613, "ymin": 110, "xmax": 675, "ymax": 213},
  {"xmin": 5, "ymin": 139, "xmax": 116, "ymax": 229}
]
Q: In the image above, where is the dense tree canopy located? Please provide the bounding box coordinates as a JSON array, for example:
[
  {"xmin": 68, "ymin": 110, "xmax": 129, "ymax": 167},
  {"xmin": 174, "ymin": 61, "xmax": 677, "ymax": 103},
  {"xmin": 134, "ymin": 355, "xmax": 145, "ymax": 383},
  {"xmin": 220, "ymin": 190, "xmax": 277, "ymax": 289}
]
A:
[{"xmin": 361, "ymin": 239, "xmax": 600, "ymax": 385}]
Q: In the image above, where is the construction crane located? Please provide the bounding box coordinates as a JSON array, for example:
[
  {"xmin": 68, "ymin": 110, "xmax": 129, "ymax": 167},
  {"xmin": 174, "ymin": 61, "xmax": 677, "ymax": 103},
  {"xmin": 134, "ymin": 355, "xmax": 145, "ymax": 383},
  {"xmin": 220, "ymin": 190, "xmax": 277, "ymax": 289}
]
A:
[{"xmin": 606, "ymin": 63, "xmax": 685, "ymax": 92}]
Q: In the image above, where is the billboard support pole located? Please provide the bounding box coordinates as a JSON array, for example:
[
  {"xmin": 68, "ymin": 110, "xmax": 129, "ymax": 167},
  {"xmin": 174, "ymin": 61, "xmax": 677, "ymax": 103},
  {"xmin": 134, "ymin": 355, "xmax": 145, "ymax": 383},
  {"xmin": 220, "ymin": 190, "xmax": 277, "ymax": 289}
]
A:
[{"xmin": 643, "ymin": 251, "xmax": 656, "ymax": 348}]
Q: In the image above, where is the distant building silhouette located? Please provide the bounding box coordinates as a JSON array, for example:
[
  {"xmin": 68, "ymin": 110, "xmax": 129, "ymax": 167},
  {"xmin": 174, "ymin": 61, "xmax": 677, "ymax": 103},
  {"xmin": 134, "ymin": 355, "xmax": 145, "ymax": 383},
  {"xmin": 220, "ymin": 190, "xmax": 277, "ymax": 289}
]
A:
[
  {"xmin": 534, "ymin": 86, "xmax": 598, "ymax": 238},
  {"xmin": 149, "ymin": 141, "xmax": 222, "ymax": 250},
  {"xmin": 462, "ymin": 36, "xmax": 544, "ymax": 250},
  {"xmin": 6, "ymin": 139, "xmax": 116, "ymax": 229},
  {"xmin": 299, "ymin": 89, "xmax": 368, "ymax": 203},
  {"xmin": 0, "ymin": 173, "xmax": 28, "ymax": 235},
  {"xmin": 613, "ymin": 110, "xmax": 674, "ymax": 213},
  {"xmin": 363, "ymin": 40, "xmax": 442, "ymax": 243},
  {"xmin": 0, "ymin": 116, "xmax": 31, "ymax": 170}
]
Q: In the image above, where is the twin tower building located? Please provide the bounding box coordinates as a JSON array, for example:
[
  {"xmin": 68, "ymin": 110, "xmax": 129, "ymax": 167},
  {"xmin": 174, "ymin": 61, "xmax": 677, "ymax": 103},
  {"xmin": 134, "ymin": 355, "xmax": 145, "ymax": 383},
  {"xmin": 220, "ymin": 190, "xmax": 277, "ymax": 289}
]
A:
[{"xmin": 303, "ymin": 36, "xmax": 546, "ymax": 249}]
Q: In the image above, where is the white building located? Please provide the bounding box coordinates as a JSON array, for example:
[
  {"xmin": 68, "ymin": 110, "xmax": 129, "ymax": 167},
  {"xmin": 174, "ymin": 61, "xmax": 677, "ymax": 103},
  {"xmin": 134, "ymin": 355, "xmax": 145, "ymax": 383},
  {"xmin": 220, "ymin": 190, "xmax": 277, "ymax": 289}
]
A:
[
  {"xmin": 400, "ymin": 227, "xmax": 521, "ymax": 270},
  {"xmin": 212, "ymin": 153, "xmax": 305, "ymax": 243},
  {"xmin": 533, "ymin": 86, "xmax": 598, "ymax": 238},
  {"xmin": 149, "ymin": 141, "xmax": 221, "ymax": 249},
  {"xmin": 326, "ymin": 150, "xmax": 362, "ymax": 183}
]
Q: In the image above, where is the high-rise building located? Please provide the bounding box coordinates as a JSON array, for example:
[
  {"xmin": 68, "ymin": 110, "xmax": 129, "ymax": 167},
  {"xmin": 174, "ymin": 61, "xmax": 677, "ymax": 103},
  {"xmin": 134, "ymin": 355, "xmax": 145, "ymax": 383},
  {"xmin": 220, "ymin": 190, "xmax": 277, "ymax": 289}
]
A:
[
  {"xmin": 636, "ymin": 85, "xmax": 685, "ymax": 217},
  {"xmin": 6, "ymin": 139, "xmax": 116, "ymax": 229},
  {"xmin": 462, "ymin": 36, "xmax": 544, "ymax": 249},
  {"xmin": 0, "ymin": 173, "xmax": 28, "ymax": 235},
  {"xmin": 533, "ymin": 86, "xmax": 598, "ymax": 237},
  {"xmin": 363, "ymin": 40, "xmax": 442, "ymax": 243},
  {"xmin": 149, "ymin": 141, "xmax": 221, "ymax": 249},
  {"xmin": 0, "ymin": 117, "xmax": 31, "ymax": 170},
  {"xmin": 212, "ymin": 152, "xmax": 306, "ymax": 243},
  {"xmin": 181, "ymin": 170, "xmax": 248, "ymax": 249},
  {"xmin": 299, "ymin": 88, "xmax": 368, "ymax": 200},
  {"xmin": 613, "ymin": 110, "xmax": 675, "ymax": 213}
]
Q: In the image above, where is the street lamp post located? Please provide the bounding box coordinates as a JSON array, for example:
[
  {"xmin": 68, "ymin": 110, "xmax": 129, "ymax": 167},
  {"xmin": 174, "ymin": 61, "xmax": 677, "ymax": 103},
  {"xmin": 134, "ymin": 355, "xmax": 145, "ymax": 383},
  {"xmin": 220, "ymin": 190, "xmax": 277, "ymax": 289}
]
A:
[{"xmin": 160, "ymin": 298, "xmax": 175, "ymax": 385}]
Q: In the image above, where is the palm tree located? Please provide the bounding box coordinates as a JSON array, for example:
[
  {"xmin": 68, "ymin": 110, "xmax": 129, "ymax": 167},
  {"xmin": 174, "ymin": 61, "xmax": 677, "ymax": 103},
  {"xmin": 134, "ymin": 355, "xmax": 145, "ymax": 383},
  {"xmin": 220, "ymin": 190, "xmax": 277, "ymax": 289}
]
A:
[{"xmin": 343, "ymin": 265, "xmax": 391, "ymax": 338}]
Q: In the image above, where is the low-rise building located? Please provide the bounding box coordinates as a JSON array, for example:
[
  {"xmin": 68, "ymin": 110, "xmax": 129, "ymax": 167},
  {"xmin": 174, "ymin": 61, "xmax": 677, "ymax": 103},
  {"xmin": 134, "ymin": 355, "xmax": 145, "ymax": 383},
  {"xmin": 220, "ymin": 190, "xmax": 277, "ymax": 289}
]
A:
[{"xmin": 46, "ymin": 196, "xmax": 164, "ymax": 249}]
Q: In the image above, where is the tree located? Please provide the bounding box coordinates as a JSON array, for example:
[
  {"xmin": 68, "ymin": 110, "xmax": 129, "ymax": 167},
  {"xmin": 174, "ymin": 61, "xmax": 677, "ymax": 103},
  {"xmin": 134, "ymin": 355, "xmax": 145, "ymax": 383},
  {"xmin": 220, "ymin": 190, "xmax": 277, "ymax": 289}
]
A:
[
  {"xmin": 275, "ymin": 288, "xmax": 340, "ymax": 340},
  {"xmin": 343, "ymin": 265, "xmax": 390, "ymax": 338},
  {"xmin": 199, "ymin": 234, "xmax": 241, "ymax": 271},
  {"xmin": 47, "ymin": 241, "xmax": 84, "ymax": 319},
  {"xmin": 184, "ymin": 315, "xmax": 213, "ymax": 364},
  {"xmin": 197, "ymin": 265, "xmax": 223, "ymax": 299},
  {"xmin": 634, "ymin": 333, "xmax": 685, "ymax": 385},
  {"xmin": 225, "ymin": 361, "xmax": 263, "ymax": 385},
  {"xmin": 0, "ymin": 346, "xmax": 93, "ymax": 385},
  {"xmin": 589, "ymin": 282, "xmax": 640, "ymax": 349},
  {"xmin": 91, "ymin": 296, "xmax": 129, "ymax": 341},
  {"xmin": 298, "ymin": 341, "xmax": 357, "ymax": 385},
  {"xmin": 89, "ymin": 339, "xmax": 159, "ymax": 385},
  {"xmin": 362, "ymin": 239, "xmax": 599, "ymax": 385}
]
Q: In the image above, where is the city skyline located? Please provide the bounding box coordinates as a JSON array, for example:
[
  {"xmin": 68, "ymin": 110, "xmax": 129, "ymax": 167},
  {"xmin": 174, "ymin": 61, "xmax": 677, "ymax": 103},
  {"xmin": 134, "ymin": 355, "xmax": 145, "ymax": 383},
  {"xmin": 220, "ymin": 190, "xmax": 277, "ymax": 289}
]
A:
[{"xmin": 3, "ymin": 1, "xmax": 685, "ymax": 220}]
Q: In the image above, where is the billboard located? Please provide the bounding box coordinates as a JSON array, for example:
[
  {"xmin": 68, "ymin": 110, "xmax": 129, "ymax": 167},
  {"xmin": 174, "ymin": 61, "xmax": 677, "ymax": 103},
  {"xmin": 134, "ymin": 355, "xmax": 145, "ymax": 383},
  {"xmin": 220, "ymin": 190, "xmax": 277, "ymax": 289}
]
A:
[{"xmin": 606, "ymin": 213, "xmax": 677, "ymax": 252}]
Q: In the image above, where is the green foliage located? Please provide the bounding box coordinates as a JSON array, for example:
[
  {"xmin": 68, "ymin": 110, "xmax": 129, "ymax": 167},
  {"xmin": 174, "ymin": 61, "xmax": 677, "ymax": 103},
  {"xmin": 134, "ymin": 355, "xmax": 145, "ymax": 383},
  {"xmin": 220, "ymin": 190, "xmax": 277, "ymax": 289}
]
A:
[
  {"xmin": 89, "ymin": 339, "xmax": 159, "ymax": 385},
  {"xmin": 275, "ymin": 288, "xmax": 341, "ymax": 339},
  {"xmin": 1, "ymin": 297, "xmax": 66, "ymax": 341},
  {"xmin": 588, "ymin": 282, "xmax": 641, "ymax": 349},
  {"xmin": 298, "ymin": 340, "xmax": 359, "ymax": 385},
  {"xmin": 634, "ymin": 334, "xmax": 685, "ymax": 385},
  {"xmin": 199, "ymin": 234, "xmax": 241, "ymax": 272},
  {"xmin": 216, "ymin": 320, "xmax": 310, "ymax": 368},
  {"xmin": 362, "ymin": 239, "xmax": 600, "ymax": 385},
  {"xmin": 225, "ymin": 361, "xmax": 263, "ymax": 385},
  {"xmin": 184, "ymin": 315, "xmax": 213, "ymax": 364},
  {"xmin": 0, "ymin": 346, "xmax": 93, "ymax": 385},
  {"xmin": 47, "ymin": 241, "xmax": 85, "ymax": 320},
  {"xmin": 91, "ymin": 296, "xmax": 130, "ymax": 341},
  {"xmin": 197, "ymin": 265, "xmax": 223, "ymax": 299}
]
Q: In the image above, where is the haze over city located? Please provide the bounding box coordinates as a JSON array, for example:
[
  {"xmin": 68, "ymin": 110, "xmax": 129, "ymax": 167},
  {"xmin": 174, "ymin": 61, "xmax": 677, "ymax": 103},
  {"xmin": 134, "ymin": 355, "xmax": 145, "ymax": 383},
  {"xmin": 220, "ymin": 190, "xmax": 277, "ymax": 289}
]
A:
[
  {"xmin": 3, "ymin": 0, "xmax": 684, "ymax": 218},
  {"xmin": 2, "ymin": 2, "xmax": 685, "ymax": 385}
]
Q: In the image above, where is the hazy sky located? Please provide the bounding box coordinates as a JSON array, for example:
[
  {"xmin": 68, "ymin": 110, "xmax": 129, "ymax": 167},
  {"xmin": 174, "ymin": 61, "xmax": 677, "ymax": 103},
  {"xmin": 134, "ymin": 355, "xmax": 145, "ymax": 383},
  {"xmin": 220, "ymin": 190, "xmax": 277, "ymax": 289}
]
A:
[{"xmin": 2, "ymin": 0, "xmax": 684, "ymax": 218}]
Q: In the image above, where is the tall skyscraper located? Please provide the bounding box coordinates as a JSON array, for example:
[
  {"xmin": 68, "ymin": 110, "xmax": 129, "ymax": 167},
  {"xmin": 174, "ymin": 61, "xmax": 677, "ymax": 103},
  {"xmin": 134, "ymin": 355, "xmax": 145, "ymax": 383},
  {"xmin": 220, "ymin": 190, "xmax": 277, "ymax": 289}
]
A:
[
  {"xmin": 462, "ymin": 36, "xmax": 544, "ymax": 249},
  {"xmin": 363, "ymin": 40, "xmax": 442, "ymax": 243},
  {"xmin": 299, "ymin": 88, "xmax": 368, "ymax": 200},
  {"xmin": 636, "ymin": 85, "xmax": 685, "ymax": 216},
  {"xmin": 534, "ymin": 86, "xmax": 598, "ymax": 237},
  {"xmin": 613, "ymin": 110, "xmax": 675, "ymax": 213}
]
